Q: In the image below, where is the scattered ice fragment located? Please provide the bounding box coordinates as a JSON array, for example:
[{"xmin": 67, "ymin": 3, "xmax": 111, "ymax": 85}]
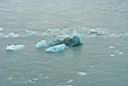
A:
[
  {"xmin": 89, "ymin": 29, "xmax": 97, "ymax": 34},
  {"xmin": 118, "ymin": 51, "xmax": 124, "ymax": 55},
  {"xmin": 46, "ymin": 44, "xmax": 67, "ymax": 53},
  {"xmin": 6, "ymin": 32, "xmax": 20, "ymax": 38},
  {"xmin": 33, "ymin": 78, "xmax": 38, "ymax": 81},
  {"xmin": 67, "ymin": 79, "xmax": 73, "ymax": 83},
  {"xmin": 78, "ymin": 72, "xmax": 87, "ymax": 76},
  {"xmin": 27, "ymin": 79, "xmax": 33, "ymax": 83},
  {"xmin": 0, "ymin": 27, "xmax": 4, "ymax": 31},
  {"xmin": 90, "ymin": 65, "xmax": 95, "ymax": 68},
  {"xmin": 6, "ymin": 44, "xmax": 25, "ymax": 51},
  {"xmin": 89, "ymin": 29, "xmax": 105, "ymax": 35},
  {"xmin": 109, "ymin": 46, "xmax": 115, "ymax": 49},
  {"xmin": 0, "ymin": 33, "xmax": 3, "ymax": 36},
  {"xmin": 36, "ymin": 40, "xmax": 48, "ymax": 48},
  {"xmin": 25, "ymin": 30, "xmax": 39, "ymax": 36},
  {"xmin": 8, "ymin": 77, "xmax": 13, "ymax": 80},
  {"xmin": 110, "ymin": 54, "xmax": 115, "ymax": 57}
]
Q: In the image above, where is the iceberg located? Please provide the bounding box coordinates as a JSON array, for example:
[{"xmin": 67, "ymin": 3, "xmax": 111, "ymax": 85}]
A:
[
  {"xmin": 46, "ymin": 44, "xmax": 67, "ymax": 53},
  {"xmin": 63, "ymin": 32, "xmax": 82, "ymax": 47},
  {"xmin": 36, "ymin": 40, "xmax": 48, "ymax": 48},
  {"xmin": 6, "ymin": 44, "xmax": 25, "ymax": 51},
  {"xmin": 47, "ymin": 39, "xmax": 63, "ymax": 47}
]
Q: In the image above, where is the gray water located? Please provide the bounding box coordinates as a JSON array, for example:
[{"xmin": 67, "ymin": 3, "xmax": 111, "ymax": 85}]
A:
[{"xmin": 0, "ymin": 0, "xmax": 128, "ymax": 86}]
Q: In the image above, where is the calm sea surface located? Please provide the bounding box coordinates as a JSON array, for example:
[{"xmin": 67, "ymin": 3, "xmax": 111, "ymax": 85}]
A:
[{"xmin": 0, "ymin": 0, "xmax": 128, "ymax": 86}]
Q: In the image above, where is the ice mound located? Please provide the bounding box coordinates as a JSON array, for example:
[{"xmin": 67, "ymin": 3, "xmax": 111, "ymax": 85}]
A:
[
  {"xmin": 6, "ymin": 44, "xmax": 25, "ymax": 51},
  {"xmin": 36, "ymin": 40, "xmax": 48, "ymax": 48},
  {"xmin": 46, "ymin": 44, "xmax": 67, "ymax": 53}
]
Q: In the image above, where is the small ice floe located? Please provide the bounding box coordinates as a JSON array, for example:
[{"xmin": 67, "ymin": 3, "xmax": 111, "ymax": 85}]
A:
[
  {"xmin": 0, "ymin": 27, "xmax": 4, "ymax": 31},
  {"xmin": 90, "ymin": 65, "xmax": 95, "ymax": 68},
  {"xmin": 110, "ymin": 54, "xmax": 115, "ymax": 57},
  {"xmin": 78, "ymin": 72, "xmax": 87, "ymax": 76},
  {"xmin": 89, "ymin": 29, "xmax": 97, "ymax": 34},
  {"xmin": 8, "ymin": 77, "xmax": 13, "ymax": 80},
  {"xmin": 25, "ymin": 30, "xmax": 39, "ymax": 36},
  {"xmin": 118, "ymin": 51, "xmax": 124, "ymax": 55},
  {"xmin": 89, "ymin": 29, "xmax": 105, "ymax": 35},
  {"xmin": 36, "ymin": 40, "xmax": 48, "ymax": 48},
  {"xmin": 67, "ymin": 79, "xmax": 73, "ymax": 83},
  {"xmin": 0, "ymin": 33, "xmax": 3, "ymax": 35},
  {"xmin": 114, "ymin": 50, "xmax": 124, "ymax": 55},
  {"xmin": 6, "ymin": 44, "xmax": 25, "ymax": 51},
  {"xmin": 46, "ymin": 44, "xmax": 67, "ymax": 53},
  {"xmin": 5, "ymin": 32, "xmax": 20, "ymax": 38},
  {"xmin": 26, "ymin": 78, "xmax": 38, "ymax": 84},
  {"xmin": 109, "ymin": 46, "xmax": 115, "ymax": 49}
]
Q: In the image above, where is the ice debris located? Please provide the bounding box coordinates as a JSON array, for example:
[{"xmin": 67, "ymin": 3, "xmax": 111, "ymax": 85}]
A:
[
  {"xmin": 7, "ymin": 32, "xmax": 19, "ymax": 38},
  {"xmin": 36, "ymin": 40, "xmax": 48, "ymax": 48},
  {"xmin": 46, "ymin": 44, "xmax": 67, "ymax": 53},
  {"xmin": 89, "ymin": 29, "xmax": 105, "ymax": 35},
  {"xmin": 0, "ymin": 27, "xmax": 4, "ymax": 31},
  {"xmin": 25, "ymin": 30, "xmax": 39, "ymax": 36},
  {"xmin": 109, "ymin": 46, "xmax": 115, "ymax": 49},
  {"xmin": 78, "ymin": 72, "xmax": 87, "ymax": 76},
  {"xmin": 6, "ymin": 44, "xmax": 25, "ymax": 51},
  {"xmin": 67, "ymin": 79, "xmax": 73, "ymax": 83}
]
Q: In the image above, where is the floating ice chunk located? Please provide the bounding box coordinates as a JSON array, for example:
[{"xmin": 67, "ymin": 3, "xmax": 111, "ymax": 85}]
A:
[
  {"xmin": 109, "ymin": 46, "xmax": 115, "ymax": 49},
  {"xmin": 89, "ymin": 29, "xmax": 105, "ymax": 35},
  {"xmin": 118, "ymin": 51, "xmax": 124, "ymax": 55},
  {"xmin": 27, "ymin": 78, "xmax": 38, "ymax": 84},
  {"xmin": 36, "ymin": 40, "xmax": 48, "ymax": 48},
  {"xmin": 0, "ymin": 27, "xmax": 4, "ymax": 31},
  {"xmin": 67, "ymin": 79, "xmax": 73, "ymax": 83},
  {"xmin": 25, "ymin": 30, "xmax": 39, "ymax": 36},
  {"xmin": 78, "ymin": 72, "xmax": 87, "ymax": 76},
  {"xmin": 6, "ymin": 32, "xmax": 20, "ymax": 38},
  {"xmin": 110, "ymin": 54, "xmax": 115, "ymax": 57},
  {"xmin": 6, "ymin": 44, "xmax": 25, "ymax": 51},
  {"xmin": 89, "ymin": 29, "xmax": 97, "ymax": 34},
  {"xmin": 8, "ymin": 77, "xmax": 13, "ymax": 80},
  {"xmin": 46, "ymin": 44, "xmax": 67, "ymax": 53},
  {"xmin": 0, "ymin": 33, "xmax": 3, "ymax": 36}
]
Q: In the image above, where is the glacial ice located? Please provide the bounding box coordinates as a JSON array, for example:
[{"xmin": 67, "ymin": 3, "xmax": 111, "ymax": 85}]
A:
[
  {"xmin": 6, "ymin": 44, "xmax": 25, "ymax": 51},
  {"xmin": 36, "ymin": 40, "xmax": 48, "ymax": 48},
  {"xmin": 46, "ymin": 44, "xmax": 67, "ymax": 53}
]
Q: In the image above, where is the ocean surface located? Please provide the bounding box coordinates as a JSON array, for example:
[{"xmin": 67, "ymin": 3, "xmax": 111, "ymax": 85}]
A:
[{"xmin": 0, "ymin": 0, "xmax": 128, "ymax": 86}]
